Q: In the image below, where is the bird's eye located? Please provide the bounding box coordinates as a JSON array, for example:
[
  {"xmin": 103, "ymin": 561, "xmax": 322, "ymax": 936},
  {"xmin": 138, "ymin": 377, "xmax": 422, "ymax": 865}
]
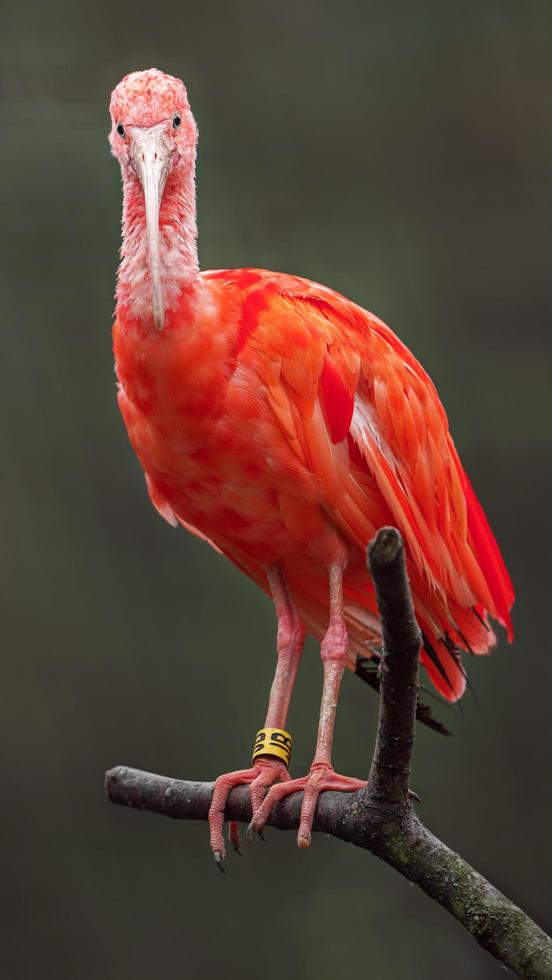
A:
[
  {"xmin": 116, "ymin": 123, "xmax": 125, "ymax": 138},
  {"xmin": 172, "ymin": 113, "xmax": 181, "ymax": 129}
]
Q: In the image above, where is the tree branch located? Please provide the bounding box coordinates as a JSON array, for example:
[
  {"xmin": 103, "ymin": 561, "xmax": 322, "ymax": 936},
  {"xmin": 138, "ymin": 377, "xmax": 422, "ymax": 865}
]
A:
[
  {"xmin": 366, "ymin": 526, "xmax": 421, "ymax": 803},
  {"xmin": 105, "ymin": 527, "xmax": 552, "ymax": 979}
]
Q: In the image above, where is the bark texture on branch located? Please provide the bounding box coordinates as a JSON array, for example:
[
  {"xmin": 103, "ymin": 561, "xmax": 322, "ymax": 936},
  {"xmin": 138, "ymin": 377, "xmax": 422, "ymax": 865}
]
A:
[
  {"xmin": 365, "ymin": 527, "xmax": 421, "ymax": 804},
  {"xmin": 106, "ymin": 527, "xmax": 552, "ymax": 980}
]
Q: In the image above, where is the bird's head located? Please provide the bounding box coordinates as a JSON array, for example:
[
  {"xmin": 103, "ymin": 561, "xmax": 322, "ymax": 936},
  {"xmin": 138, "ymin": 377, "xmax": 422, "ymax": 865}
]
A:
[{"xmin": 109, "ymin": 68, "xmax": 198, "ymax": 328}]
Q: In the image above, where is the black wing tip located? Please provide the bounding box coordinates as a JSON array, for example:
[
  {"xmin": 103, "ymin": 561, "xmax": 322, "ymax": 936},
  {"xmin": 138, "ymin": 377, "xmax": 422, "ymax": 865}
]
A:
[{"xmin": 354, "ymin": 655, "xmax": 453, "ymax": 737}]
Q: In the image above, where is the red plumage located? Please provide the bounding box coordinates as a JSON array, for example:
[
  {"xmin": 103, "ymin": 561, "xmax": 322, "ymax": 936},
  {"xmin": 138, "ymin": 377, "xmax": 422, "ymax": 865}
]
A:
[{"xmin": 114, "ymin": 268, "xmax": 514, "ymax": 700}]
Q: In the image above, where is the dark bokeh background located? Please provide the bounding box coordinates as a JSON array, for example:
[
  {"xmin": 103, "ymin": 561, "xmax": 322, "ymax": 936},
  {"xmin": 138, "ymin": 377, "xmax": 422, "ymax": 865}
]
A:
[{"xmin": 2, "ymin": 2, "xmax": 551, "ymax": 977}]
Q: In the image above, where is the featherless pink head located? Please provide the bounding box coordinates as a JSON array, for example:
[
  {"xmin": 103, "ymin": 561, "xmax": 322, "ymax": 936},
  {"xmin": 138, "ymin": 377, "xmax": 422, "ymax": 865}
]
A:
[
  {"xmin": 109, "ymin": 68, "xmax": 197, "ymax": 151},
  {"xmin": 109, "ymin": 69, "xmax": 198, "ymax": 329}
]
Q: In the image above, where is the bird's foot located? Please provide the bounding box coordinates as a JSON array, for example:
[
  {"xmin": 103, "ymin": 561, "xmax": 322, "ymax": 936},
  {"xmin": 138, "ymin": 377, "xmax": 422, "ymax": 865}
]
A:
[
  {"xmin": 208, "ymin": 757, "xmax": 290, "ymax": 867},
  {"xmin": 248, "ymin": 761, "xmax": 366, "ymax": 849}
]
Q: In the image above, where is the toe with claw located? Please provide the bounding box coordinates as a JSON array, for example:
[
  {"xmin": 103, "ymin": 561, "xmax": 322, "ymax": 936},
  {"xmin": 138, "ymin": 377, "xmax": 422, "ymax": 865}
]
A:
[
  {"xmin": 208, "ymin": 757, "xmax": 290, "ymax": 862},
  {"xmin": 248, "ymin": 762, "xmax": 367, "ymax": 849}
]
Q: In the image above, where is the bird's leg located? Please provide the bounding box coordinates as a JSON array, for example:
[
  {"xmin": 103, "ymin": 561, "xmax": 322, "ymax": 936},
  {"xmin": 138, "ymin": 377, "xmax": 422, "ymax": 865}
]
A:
[
  {"xmin": 208, "ymin": 568, "xmax": 304, "ymax": 864},
  {"xmin": 249, "ymin": 562, "xmax": 365, "ymax": 849}
]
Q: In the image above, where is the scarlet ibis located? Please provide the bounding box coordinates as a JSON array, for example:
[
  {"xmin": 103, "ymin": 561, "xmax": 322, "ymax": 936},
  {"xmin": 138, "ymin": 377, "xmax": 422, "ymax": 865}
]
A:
[{"xmin": 109, "ymin": 68, "xmax": 514, "ymax": 865}]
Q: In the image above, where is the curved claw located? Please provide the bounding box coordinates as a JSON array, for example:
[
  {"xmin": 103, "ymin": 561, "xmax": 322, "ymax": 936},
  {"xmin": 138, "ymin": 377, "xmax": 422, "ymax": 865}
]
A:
[
  {"xmin": 246, "ymin": 823, "xmax": 266, "ymax": 844},
  {"xmin": 213, "ymin": 851, "xmax": 226, "ymax": 874},
  {"xmin": 228, "ymin": 820, "xmax": 243, "ymax": 854}
]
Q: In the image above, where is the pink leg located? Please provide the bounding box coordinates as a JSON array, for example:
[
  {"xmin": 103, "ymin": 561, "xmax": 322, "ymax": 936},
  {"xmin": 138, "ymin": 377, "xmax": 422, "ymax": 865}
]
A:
[
  {"xmin": 250, "ymin": 562, "xmax": 366, "ymax": 848},
  {"xmin": 208, "ymin": 568, "xmax": 304, "ymax": 867}
]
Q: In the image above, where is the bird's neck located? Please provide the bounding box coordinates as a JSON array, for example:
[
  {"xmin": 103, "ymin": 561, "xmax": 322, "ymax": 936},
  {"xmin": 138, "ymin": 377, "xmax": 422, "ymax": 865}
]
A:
[{"xmin": 116, "ymin": 160, "xmax": 200, "ymax": 327}]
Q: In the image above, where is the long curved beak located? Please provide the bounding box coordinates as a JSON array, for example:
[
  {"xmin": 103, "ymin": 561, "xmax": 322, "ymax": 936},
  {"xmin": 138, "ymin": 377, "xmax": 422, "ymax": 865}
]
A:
[{"xmin": 130, "ymin": 125, "xmax": 172, "ymax": 329}]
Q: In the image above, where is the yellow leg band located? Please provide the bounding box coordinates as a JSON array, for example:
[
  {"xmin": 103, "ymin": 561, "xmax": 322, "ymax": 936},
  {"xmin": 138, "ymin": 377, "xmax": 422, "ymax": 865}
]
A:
[{"xmin": 252, "ymin": 728, "xmax": 292, "ymax": 766}]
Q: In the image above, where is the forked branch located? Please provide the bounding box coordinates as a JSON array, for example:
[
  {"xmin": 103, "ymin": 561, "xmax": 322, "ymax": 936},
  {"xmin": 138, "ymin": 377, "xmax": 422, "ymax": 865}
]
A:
[{"xmin": 106, "ymin": 527, "xmax": 552, "ymax": 979}]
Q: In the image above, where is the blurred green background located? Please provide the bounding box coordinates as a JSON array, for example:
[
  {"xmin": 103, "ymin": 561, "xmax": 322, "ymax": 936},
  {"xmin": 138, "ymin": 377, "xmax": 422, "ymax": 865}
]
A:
[{"xmin": 2, "ymin": 1, "xmax": 551, "ymax": 977}]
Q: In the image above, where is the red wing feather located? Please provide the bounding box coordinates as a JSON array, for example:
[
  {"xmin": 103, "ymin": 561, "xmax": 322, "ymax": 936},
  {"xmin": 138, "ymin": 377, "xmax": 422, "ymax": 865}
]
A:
[
  {"xmin": 319, "ymin": 352, "xmax": 355, "ymax": 443},
  {"xmin": 463, "ymin": 471, "xmax": 514, "ymax": 640}
]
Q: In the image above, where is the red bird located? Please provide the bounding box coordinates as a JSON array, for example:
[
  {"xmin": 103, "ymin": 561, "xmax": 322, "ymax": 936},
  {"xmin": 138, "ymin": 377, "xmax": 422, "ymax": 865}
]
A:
[{"xmin": 109, "ymin": 69, "xmax": 514, "ymax": 865}]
